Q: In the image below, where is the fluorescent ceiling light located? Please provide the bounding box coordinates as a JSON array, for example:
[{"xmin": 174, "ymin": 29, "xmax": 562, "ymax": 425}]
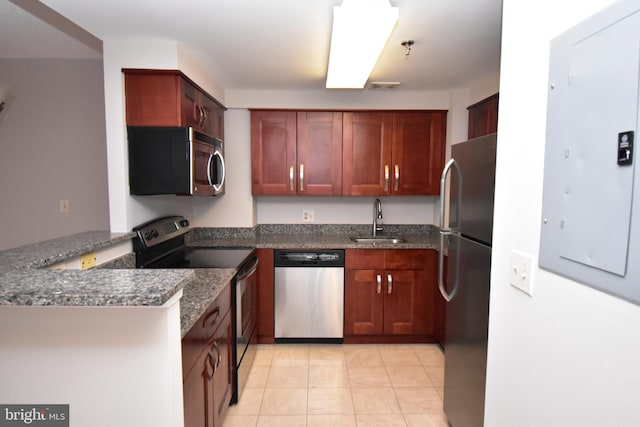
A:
[{"xmin": 326, "ymin": 0, "xmax": 399, "ymax": 89}]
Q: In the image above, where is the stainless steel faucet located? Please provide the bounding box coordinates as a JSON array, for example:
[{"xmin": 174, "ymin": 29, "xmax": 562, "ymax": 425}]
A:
[{"xmin": 373, "ymin": 198, "xmax": 384, "ymax": 236}]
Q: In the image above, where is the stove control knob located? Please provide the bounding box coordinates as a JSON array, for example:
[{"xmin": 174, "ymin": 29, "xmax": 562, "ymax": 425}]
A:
[
  {"xmin": 179, "ymin": 219, "xmax": 190, "ymax": 228},
  {"xmin": 144, "ymin": 229, "xmax": 159, "ymax": 241}
]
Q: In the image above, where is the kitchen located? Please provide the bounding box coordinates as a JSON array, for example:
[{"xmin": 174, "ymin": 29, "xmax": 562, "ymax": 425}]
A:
[{"xmin": 2, "ymin": 0, "xmax": 640, "ymax": 427}]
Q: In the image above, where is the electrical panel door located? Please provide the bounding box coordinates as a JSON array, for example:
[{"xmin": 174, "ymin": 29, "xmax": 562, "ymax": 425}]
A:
[{"xmin": 540, "ymin": 0, "xmax": 640, "ymax": 304}]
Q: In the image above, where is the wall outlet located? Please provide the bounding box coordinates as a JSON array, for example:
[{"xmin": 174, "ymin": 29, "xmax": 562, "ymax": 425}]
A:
[
  {"xmin": 511, "ymin": 249, "xmax": 534, "ymax": 296},
  {"xmin": 302, "ymin": 209, "xmax": 315, "ymax": 223},
  {"xmin": 59, "ymin": 199, "xmax": 70, "ymax": 214}
]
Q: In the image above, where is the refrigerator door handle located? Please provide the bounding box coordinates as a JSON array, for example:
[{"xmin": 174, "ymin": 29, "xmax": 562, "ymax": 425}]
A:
[
  {"xmin": 438, "ymin": 231, "xmax": 460, "ymax": 302},
  {"xmin": 439, "ymin": 158, "xmax": 462, "ymax": 232}
]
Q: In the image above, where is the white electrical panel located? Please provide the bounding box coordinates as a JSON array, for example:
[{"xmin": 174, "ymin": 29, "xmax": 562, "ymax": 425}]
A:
[{"xmin": 539, "ymin": 0, "xmax": 640, "ymax": 304}]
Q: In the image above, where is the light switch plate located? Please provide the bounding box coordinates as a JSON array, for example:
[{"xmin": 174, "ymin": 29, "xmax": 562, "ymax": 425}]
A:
[{"xmin": 511, "ymin": 249, "xmax": 534, "ymax": 296}]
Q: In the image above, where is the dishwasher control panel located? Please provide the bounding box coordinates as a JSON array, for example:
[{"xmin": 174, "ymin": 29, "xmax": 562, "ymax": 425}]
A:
[{"xmin": 274, "ymin": 249, "xmax": 345, "ymax": 267}]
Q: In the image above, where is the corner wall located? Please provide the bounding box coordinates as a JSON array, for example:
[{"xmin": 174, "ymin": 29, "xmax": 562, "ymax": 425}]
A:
[
  {"xmin": 0, "ymin": 59, "xmax": 110, "ymax": 250},
  {"xmin": 485, "ymin": 0, "xmax": 640, "ymax": 425}
]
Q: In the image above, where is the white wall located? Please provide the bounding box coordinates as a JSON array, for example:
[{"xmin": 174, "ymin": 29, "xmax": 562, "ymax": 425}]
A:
[
  {"xmin": 0, "ymin": 59, "xmax": 110, "ymax": 250},
  {"xmin": 192, "ymin": 109, "xmax": 256, "ymax": 227},
  {"xmin": 485, "ymin": 0, "xmax": 640, "ymax": 425},
  {"xmin": 101, "ymin": 40, "xmax": 227, "ymax": 232}
]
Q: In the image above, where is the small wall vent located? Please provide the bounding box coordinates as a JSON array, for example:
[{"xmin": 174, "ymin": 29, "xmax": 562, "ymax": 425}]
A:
[{"xmin": 370, "ymin": 81, "xmax": 400, "ymax": 89}]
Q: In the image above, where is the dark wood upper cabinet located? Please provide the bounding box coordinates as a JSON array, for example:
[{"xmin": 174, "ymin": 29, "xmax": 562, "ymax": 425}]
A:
[
  {"xmin": 467, "ymin": 93, "xmax": 499, "ymax": 139},
  {"xmin": 251, "ymin": 109, "xmax": 447, "ymax": 197},
  {"xmin": 342, "ymin": 112, "xmax": 393, "ymax": 196},
  {"xmin": 342, "ymin": 111, "xmax": 446, "ymax": 196},
  {"xmin": 296, "ymin": 112, "xmax": 343, "ymax": 195},
  {"xmin": 392, "ymin": 111, "xmax": 447, "ymax": 195},
  {"xmin": 251, "ymin": 111, "xmax": 342, "ymax": 195},
  {"xmin": 123, "ymin": 69, "xmax": 226, "ymax": 139},
  {"xmin": 250, "ymin": 111, "xmax": 298, "ymax": 195}
]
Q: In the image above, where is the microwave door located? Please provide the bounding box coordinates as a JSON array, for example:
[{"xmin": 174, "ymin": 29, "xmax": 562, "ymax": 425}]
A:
[{"xmin": 192, "ymin": 141, "xmax": 216, "ymax": 196}]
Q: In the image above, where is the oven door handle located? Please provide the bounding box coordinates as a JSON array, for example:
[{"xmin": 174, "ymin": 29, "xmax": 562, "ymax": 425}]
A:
[{"xmin": 237, "ymin": 256, "xmax": 259, "ymax": 281}]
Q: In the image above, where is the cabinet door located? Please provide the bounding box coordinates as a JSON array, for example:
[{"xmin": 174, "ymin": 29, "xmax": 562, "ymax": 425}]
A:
[
  {"xmin": 383, "ymin": 269, "xmax": 430, "ymax": 335},
  {"xmin": 344, "ymin": 269, "xmax": 384, "ymax": 335},
  {"xmin": 392, "ymin": 112, "xmax": 447, "ymax": 195},
  {"xmin": 468, "ymin": 93, "xmax": 499, "ymax": 139},
  {"xmin": 251, "ymin": 111, "xmax": 297, "ymax": 195},
  {"xmin": 296, "ymin": 112, "xmax": 343, "ymax": 195},
  {"xmin": 183, "ymin": 350, "xmax": 208, "ymax": 427},
  {"xmin": 342, "ymin": 112, "xmax": 393, "ymax": 195},
  {"xmin": 124, "ymin": 73, "xmax": 181, "ymax": 126},
  {"xmin": 181, "ymin": 79, "xmax": 202, "ymax": 130},
  {"xmin": 256, "ymin": 249, "xmax": 275, "ymax": 343},
  {"xmin": 211, "ymin": 311, "xmax": 232, "ymax": 427}
]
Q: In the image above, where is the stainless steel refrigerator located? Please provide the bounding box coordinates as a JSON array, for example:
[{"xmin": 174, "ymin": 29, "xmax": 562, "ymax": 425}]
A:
[{"xmin": 438, "ymin": 133, "xmax": 497, "ymax": 427}]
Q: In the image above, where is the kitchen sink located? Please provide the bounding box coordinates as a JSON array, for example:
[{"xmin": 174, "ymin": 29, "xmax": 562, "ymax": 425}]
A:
[{"xmin": 349, "ymin": 236, "xmax": 406, "ymax": 244}]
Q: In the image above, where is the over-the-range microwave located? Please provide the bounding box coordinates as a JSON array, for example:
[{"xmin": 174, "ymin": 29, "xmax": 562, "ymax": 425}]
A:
[{"xmin": 127, "ymin": 126, "xmax": 225, "ymax": 196}]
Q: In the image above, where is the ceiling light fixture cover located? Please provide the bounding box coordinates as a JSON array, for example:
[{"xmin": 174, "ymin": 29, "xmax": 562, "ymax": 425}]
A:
[{"xmin": 326, "ymin": 0, "xmax": 399, "ymax": 89}]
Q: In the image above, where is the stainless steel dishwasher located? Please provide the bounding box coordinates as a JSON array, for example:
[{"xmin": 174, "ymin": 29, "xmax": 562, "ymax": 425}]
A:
[{"xmin": 274, "ymin": 249, "xmax": 345, "ymax": 343}]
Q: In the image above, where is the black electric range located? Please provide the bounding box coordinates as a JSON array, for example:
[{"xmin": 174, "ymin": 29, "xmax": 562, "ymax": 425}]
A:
[{"xmin": 132, "ymin": 216, "xmax": 258, "ymax": 405}]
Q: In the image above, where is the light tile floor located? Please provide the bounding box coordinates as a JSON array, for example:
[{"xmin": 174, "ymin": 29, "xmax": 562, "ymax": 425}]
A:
[{"xmin": 222, "ymin": 343, "xmax": 448, "ymax": 427}]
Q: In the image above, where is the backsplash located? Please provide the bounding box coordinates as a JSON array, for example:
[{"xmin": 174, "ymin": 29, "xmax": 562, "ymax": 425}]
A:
[{"xmin": 187, "ymin": 224, "xmax": 438, "ymax": 242}]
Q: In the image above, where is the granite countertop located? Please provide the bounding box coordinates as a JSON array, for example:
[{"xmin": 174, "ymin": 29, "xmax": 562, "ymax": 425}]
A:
[
  {"xmin": 179, "ymin": 268, "xmax": 236, "ymax": 336},
  {"xmin": 0, "ymin": 231, "xmax": 239, "ymax": 337},
  {"xmin": 0, "ymin": 231, "xmax": 195, "ymax": 309},
  {"xmin": 187, "ymin": 224, "xmax": 440, "ymax": 250},
  {"xmin": 0, "ymin": 224, "xmax": 440, "ymax": 338}
]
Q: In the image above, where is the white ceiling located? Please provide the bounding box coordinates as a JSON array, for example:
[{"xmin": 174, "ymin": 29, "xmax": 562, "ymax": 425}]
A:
[{"xmin": 2, "ymin": 0, "xmax": 503, "ymax": 92}]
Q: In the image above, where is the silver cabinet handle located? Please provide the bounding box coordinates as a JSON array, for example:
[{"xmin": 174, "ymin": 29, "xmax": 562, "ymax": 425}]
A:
[
  {"xmin": 213, "ymin": 150, "xmax": 225, "ymax": 192},
  {"xmin": 289, "ymin": 166, "xmax": 294, "ymax": 191},
  {"xmin": 299, "ymin": 164, "xmax": 304, "ymax": 192},
  {"xmin": 387, "ymin": 274, "xmax": 393, "ymax": 294},
  {"xmin": 384, "ymin": 165, "xmax": 389, "ymax": 191},
  {"xmin": 201, "ymin": 107, "xmax": 207, "ymax": 129},
  {"xmin": 376, "ymin": 274, "xmax": 382, "ymax": 294},
  {"xmin": 206, "ymin": 353, "xmax": 215, "ymax": 379},
  {"xmin": 394, "ymin": 164, "xmax": 399, "ymax": 192}
]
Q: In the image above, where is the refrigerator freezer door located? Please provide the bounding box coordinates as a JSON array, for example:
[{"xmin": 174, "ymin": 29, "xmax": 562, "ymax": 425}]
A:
[
  {"xmin": 450, "ymin": 133, "xmax": 497, "ymax": 245},
  {"xmin": 443, "ymin": 234, "xmax": 491, "ymax": 427}
]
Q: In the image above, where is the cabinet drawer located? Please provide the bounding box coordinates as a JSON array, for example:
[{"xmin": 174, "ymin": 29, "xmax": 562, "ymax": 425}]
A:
[
  {"xmin": 182, "ymin": 284, "xmax": 231, "ymax": 376},
  {"xmin": 385, "ymin": 249, "xmax": 426, "ymax": 269},
  {"xmin": 345, "ymin": 249, "xmax": 385, "ymax": 269}
]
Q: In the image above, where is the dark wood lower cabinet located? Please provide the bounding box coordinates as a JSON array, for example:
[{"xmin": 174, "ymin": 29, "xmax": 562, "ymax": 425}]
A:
[
  {"xmin": 183, "ymin": 289, "xmax": 232, "ymax": 427},
  {"xmin": 183, "ymin": 309, "xmax": 232, "ymax": 427},
  {"xmin": 344, "ymin": 249, "xmax": 437, "ymax": 344},
  {"xmin": 255, "ymin": 248, "xmax": 275, "ymax": 344}
]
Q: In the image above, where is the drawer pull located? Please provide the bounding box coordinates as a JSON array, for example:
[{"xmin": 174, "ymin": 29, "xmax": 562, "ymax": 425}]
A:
[
  {"xmin": 206, "ymin": 353, "xmax": 215, "ymax": 379},
  {"xmin": 202, "ymin": 307, "xmax": 220, "ymax": 329}
]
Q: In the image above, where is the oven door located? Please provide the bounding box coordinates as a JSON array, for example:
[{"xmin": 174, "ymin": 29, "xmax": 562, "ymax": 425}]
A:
[{"xmin": 233, "ymin": 254, "xmax": 258, "ymax": 403}]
